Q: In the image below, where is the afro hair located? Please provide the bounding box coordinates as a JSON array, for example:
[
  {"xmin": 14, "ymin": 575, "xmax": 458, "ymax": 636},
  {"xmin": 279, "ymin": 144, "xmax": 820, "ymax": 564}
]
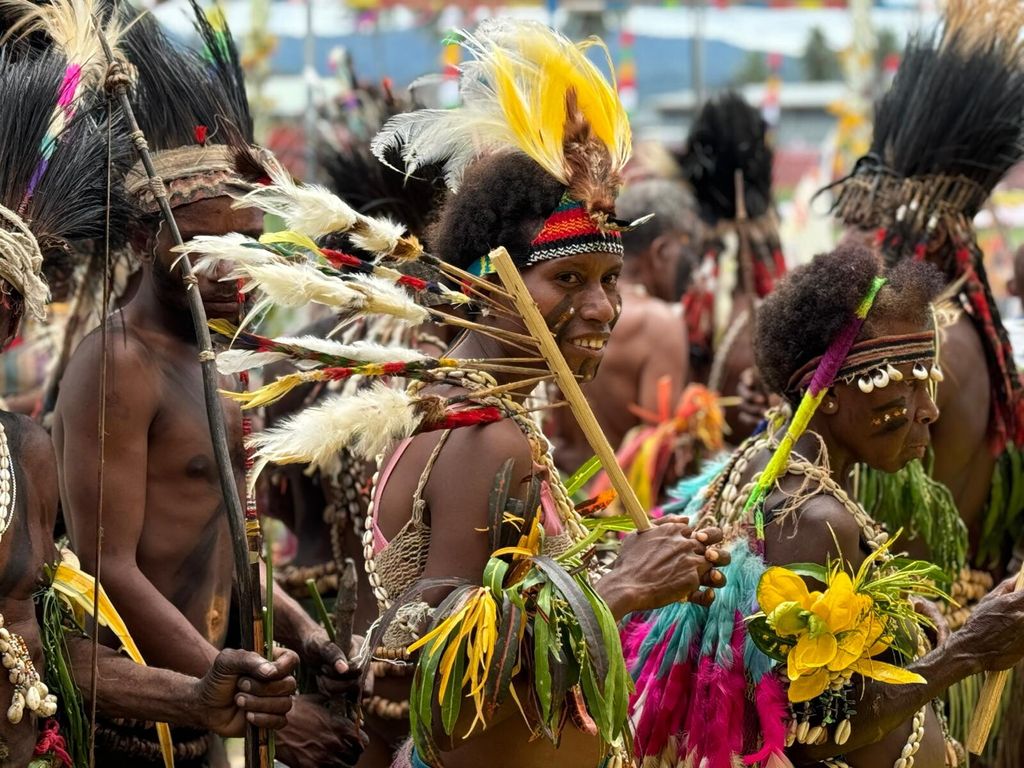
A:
[
  {"xmin": 756, "ymin": 243, "xmax": 946, "ymax": 401},
  {"xmin": 427, "ymin": 151, "xmax": 565, "ymax": 272}
]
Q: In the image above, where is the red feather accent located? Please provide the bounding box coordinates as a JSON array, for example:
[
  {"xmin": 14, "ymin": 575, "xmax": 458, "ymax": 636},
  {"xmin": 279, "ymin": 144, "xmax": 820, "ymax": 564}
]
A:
[
  {"xmin": 321, "ymin": 248, "xmax": 364, "ymax": 269},
  {"xmin": 427, "ymin": 406, "xmax": 505, "ymax": 431},
  {"xmin": 194, "ymin": 124, "xmax": 208, "ymax": 145},
  {"xmin": 398, "ymin": 274, "xmax": 429, "ymax": 292}
]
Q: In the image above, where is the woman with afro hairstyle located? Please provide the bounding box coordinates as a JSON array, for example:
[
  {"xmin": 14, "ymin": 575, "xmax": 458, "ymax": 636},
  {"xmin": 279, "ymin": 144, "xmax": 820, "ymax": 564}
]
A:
[
  {"xmin": 625, "ymin": 242, "xmax": 1024, "ymax": 768},
  {"xmin": 360, "ymin": 16, "xmax": 729, "ymax": 768}
]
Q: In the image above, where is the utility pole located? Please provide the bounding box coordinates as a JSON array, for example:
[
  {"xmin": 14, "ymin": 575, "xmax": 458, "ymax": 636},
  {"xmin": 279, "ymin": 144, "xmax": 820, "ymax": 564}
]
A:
[
  {"xmin": 304, "ymin": 0, "xmax": 317, "ymax": 180},
  {"xmin": 691, "ymin": 0, "xmax": 705, "ymax": 106}
]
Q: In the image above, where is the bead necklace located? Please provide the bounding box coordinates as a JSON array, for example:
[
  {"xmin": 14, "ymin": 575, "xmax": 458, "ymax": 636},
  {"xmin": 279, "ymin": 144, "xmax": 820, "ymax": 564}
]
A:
[
  {"xmin": 0, "ymin": 422, "xmax": 16, "ymax": 544},
  {"xmin": 0, "ymin": 613, "xmax": 57, "ymax": 723},
  {"xmin": 362, "ymin": 369, "xmax": 585, "ymax": 611}
]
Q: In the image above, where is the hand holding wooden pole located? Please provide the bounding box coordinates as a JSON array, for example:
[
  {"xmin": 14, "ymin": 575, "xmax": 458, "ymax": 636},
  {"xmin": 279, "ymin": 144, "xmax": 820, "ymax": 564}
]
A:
[
  {"xmin": 967, "ymin": 566, "xmax": 1024, "ymax": 753},
  {"xmin": 490, "ymin": 248, "xmax": 650, "ymax": 531}
]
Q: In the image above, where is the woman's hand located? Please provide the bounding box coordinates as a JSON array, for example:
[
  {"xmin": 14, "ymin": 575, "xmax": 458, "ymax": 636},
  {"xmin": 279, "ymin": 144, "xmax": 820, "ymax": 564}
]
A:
[{"xmin": 598, "ymin": 518, "xmax": 729, "ymax": 619}]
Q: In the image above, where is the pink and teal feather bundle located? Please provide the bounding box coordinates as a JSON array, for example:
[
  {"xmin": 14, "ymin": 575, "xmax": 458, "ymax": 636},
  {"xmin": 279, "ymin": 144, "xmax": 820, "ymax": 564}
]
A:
[{"xmin": 623, "ymin": 541, "xmax": 791, "ymax": 768}]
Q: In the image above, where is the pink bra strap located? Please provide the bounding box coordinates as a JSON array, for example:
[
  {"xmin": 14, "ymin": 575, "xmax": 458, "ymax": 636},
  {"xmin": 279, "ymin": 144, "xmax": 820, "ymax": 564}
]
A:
[{"xmin": 371, "ymin": 438, "xmax": 417, "ymax": 553}]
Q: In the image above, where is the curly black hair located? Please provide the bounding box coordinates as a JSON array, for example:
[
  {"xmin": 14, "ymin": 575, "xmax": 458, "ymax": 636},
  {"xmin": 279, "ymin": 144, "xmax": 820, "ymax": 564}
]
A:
[
  {"xmin": 426, "ymin": 152, "xmax": 565, "ymax": 271},
  {"xmin": 756, "ymin": 243, "xmax": 946, "ymax": 401}
]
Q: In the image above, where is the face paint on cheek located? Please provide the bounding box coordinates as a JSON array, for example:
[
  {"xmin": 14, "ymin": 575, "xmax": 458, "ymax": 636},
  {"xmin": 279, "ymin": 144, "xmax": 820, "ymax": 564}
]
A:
[
  {"xmin": 543, "ymin": 295, "xmax": 576, "ymax": 343},
  {"xmin": 610, "ymin": 296, "xmax": 622, "ymax": 330},
  {"xmin": 870, "ymin": 407, "xmax": 909, "ymax": 437}
]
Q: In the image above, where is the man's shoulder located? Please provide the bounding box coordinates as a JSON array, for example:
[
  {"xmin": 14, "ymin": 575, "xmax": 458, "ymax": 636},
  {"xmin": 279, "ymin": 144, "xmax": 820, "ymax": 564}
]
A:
[
  {"xmin": 65, "ymin": 321, "xmax": 155, "ymax": 381},
  {"xmin": 57, "ymin": 322, "xmax": 160, "ymax": 416},
  {"xmin": 1, "ymin": 411, "xmax": 50, "ymax": 460}
]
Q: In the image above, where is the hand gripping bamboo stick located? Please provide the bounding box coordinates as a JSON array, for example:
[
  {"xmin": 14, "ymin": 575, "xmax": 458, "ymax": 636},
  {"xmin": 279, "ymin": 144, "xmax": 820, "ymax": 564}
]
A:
[
  {"xmin": 966, "ymin": 566, "xmax": 1024, "ymax": 753},
  {"xmin": 490, "ymin": 248, "xmax": 650, "ymax": 531}
]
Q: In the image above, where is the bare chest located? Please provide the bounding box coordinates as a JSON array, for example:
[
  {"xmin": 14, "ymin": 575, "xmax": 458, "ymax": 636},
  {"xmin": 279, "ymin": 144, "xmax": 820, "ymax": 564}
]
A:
[{"xmin": 139, "ymin": 362, "xmax": 244, "ymax": 558}]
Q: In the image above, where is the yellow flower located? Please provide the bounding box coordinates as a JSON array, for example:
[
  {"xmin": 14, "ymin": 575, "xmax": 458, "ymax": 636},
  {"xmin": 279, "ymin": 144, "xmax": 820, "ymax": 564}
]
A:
[
  {"xmin": 767, "ymin": 601, "xmax": 808, "ymax": 637},
  {"xmin": 849, "ymin": 658, "xmax": 925, "ymax": 686},
  {"xmin": 810, "ymin": 572, "xmax": 872, "ymax": 635},
  {"xmin": 758, "ymin": 567, "xmax": 821, "ymax": 614},
  {"xmin": 755, "ymin": 564, "xmax": 926, "ymax": 704},
  {"xmin": 788, "ymin": 633, "xmax": 838, "ymax": 679},
  {"xmin": 788, "ymin": 668, "xmax": 831, "ymax": 703}
]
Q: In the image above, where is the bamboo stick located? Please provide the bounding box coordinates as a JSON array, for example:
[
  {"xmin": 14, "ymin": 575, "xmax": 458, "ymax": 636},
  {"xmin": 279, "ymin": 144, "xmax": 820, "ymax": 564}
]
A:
[
  {"xmin": 966, "ymin": 565, "xmax": 1024, "ymax": 753},
  {"xmin": 490, "ymin": 248, "xmax": 650, "ymax": 531}
]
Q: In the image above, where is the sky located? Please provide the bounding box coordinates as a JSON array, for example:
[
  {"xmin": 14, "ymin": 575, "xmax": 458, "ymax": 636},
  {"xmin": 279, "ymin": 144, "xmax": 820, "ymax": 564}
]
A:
[{"xmin": 151, "ymin": 0, "xmax": 941, "ymax": 57}]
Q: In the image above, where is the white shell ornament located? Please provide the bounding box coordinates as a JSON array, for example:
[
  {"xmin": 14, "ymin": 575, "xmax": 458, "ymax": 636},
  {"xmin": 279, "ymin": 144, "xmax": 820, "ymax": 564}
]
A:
[
  {"xmin": 912, "ymin": 363, "xmax": 929, "ymax": 380},
  {"xmin": 872, "ymin": 369, "xmax": 890, "ymax": 389},
  {"xmin": 858, "ymin": 376, "xmax": 875, "ymax": 394},
  {"xmin": 886, "ymin": 364, "xmax": 904, "ymax": 382},
  {"xmin": 930, "ymin": 365, "xmax": 944, "ymax": 382}
]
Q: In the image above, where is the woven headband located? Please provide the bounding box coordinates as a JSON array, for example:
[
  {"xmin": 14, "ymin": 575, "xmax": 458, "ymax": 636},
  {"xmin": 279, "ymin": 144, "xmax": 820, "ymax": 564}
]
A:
[
  {"xmin": 787, "ymin": 331, "xmax": 937, "ymax": 395},
  {"xmin": 126, "ymin": 144, "xmax": 248, "ymax": 214},
  {"xmin": 467, "ymin": 193, "xmax": 650, "ymax": 277}
]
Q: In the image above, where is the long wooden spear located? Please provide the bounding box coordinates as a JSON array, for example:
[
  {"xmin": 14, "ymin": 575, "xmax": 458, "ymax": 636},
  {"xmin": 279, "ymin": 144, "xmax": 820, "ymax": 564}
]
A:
[{"xmin": 95, "ymin": 35, "xmax": 269, "ymax": 768}]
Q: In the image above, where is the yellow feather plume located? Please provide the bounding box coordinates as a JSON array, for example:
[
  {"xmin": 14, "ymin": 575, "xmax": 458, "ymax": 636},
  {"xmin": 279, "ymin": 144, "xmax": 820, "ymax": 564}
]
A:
[
  {"xmin": 53, "ymin": 558, "xmax": 175, "ymax": 768},
  {"xmin": 371, "ymin": 19, "xmax": 631, "ymax": 192}
]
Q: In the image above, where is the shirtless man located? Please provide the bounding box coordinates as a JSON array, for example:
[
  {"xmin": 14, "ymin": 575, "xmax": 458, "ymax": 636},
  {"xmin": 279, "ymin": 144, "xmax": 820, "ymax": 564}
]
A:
[
  {"xmin": 2, "ymin": 401, "xmax": 300, "ymax": 767},
  {"xmin": 52, "ymin": 8, "xmax": 364, "ymax": 767},
  {"xmin": 0, "ymin": 42, "xmax": 297, "ymax": 765},
  {"xmin": 552, "ymin": 179, "xmax": 700, "ymax": 488}
]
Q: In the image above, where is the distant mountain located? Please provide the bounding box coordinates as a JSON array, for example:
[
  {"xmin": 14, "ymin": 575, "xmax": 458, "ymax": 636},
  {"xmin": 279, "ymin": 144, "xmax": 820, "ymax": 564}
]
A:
[{"xmin": 268, "ymin": 30, "xmax": 802, "ymax": 100}]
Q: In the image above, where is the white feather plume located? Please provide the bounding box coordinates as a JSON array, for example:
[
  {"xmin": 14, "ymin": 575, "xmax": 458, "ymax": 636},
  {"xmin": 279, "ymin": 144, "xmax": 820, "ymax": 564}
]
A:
[
  {"xmin": 238, "ymin": 262, "xmax": 360, "ymax": 309},
  {"xmin": 348, "ymin": 217, "xmax": 406, "ymax": 256},
  {"xmin": 239, "ymin": 181, "xmax": 359, "ymax": 240},
  {"xmin": 236, "ymin": 141, "xmax": 419, "ymax": 257},
  {"xmin": 235, "ymin": 262, "xmax": 428, "ymax": 331},
  {"xmin": 174, "ymin": 233, "xmax": 282, "ymax": 276},
  {"xmin": 216, "ymin": 350, "xmax": 288, "ymax": 375},
  {"xmin": 248, "ymin": 385, "xmax": 423, "ymax": 484},
  {"xmin": 346, "ymin": 274, "xmax": 429, "ymax": 324},
  {"xmin": 273, "ymin": 335, "xmax": 429, "ymax": 365}
]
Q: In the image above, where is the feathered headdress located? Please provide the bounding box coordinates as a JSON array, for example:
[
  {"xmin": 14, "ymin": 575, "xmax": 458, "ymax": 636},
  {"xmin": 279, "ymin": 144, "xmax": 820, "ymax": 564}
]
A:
[
  {"xmin": 0, "ymin": 0, "xmax": 134, "ymax": 321},
  {"xmin": 679, "ymin": 91, "xmax": 784, "ymax": 299},
  {"xmin": 829, "ymin": 0, "xmax": 1024, "ymax": 453},
  {"xmin": 371, "ymin": 19, "xmax": 635, "ymax": 270},
  {"xmin": 118, "ymin": 0, "xmax": 261, "ymax": 213}
]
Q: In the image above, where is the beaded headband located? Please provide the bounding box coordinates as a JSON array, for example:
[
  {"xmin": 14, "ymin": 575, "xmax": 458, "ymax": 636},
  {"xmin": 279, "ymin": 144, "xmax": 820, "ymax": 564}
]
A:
[
  {"xmin": 468, "ymin": 193, "xmax": 625, "ymax": 278},
  {"xmin": 787, "ymin": 331, "xmax": 940, "ymax": 396}
]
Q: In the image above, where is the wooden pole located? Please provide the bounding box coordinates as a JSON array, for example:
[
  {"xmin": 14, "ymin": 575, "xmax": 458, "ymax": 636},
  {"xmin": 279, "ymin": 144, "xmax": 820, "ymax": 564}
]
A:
[
  {"xmin": 96, "ymin": 42, "xmax": 268, "ymax": 768},
  {"xmin": 490, "ymin": 248, "xmax": 650, "ymax": 531},
  {"xmin": 966, "ymin": 566, "xmax": 1024, "ymax": 753}
]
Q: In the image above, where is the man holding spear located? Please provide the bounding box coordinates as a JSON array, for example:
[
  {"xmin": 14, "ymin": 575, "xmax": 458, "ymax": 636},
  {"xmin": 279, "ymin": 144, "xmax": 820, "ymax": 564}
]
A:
[{"xmin": 48, "ymin": 5, "xmax": 364, "ymax": 767}]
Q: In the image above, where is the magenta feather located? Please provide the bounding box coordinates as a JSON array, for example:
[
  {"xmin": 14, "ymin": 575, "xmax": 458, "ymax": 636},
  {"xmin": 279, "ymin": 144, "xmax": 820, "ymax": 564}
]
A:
[
  {"xmin": 807, "ymin": 315, "xmax": 867, "ymax": 395},
  {"xmin": 743, "ymin": 675, "xmax": 793, "ymax": 767}
]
